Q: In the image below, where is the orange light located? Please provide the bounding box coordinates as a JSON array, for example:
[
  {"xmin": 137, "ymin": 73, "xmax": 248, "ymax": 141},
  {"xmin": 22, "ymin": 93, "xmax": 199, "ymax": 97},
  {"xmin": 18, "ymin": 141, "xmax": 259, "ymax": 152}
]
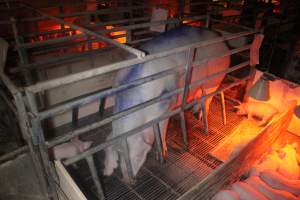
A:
[{"xmin": 105, "ymin": 25, "xmax": 126, "ymax": 44}]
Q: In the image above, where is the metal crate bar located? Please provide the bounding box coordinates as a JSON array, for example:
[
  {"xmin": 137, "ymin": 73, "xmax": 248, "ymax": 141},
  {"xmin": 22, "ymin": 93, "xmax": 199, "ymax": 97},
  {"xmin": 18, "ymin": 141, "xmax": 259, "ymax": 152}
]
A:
[
  {"xmin": 37, "ymin": 44, "xmax": 250, "ymax": 121},
  {"xmin": 26, "ymin": 29, "xmax": 256, "ymax": 93},
  {"xmin": 22, "ymin": 3, "xmax": 146, "ymax": 59}
]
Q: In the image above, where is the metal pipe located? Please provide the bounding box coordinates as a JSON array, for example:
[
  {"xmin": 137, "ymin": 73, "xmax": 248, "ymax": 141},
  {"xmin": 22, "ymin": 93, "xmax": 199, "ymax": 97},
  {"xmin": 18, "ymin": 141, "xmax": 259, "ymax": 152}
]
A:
[
  {"xmin": 26, "ymin": 30, "xmax": 256, "ymax": 93},
  {"xmin": 0, "ymin": 145, "xmax": 29, "ymax": 163},
  {"xmin": 22, "ymin": 4, "xmax": 146, "ymax": 58},
  {"xmin": 85, "ymin": 156, "xmax": 105, "ymax": 200},
  {"xmin": 63, "ymin": 76, "xmax": 249, "ymax": 166},
  {"xmin": 39, "ymin": 66, "xmax": 184, "ymax": 119},
  {"xmin": 47, "ymin": 87, "xmax": 183, "ymax": 148},
  {"xmin": 10, "ymin": 17, "xmax": 33, "ymax": 85},
  {"xmin": 16, "ymin": 15, "xmax": 205, "ymax": 51},
  {"xmin": 63, "ymin": 107, "xmax": 181, "ymax": 166},
  {"xmin": 10, "ymin": 46, "xmax": 115, "ymax": 74},
  {"xmin": 38, "ymin": 45, "xmax": 250, "ymax": 120},
  {"xmin": 153, "ymin": 123, "xmax": 164, "ymax": 164}
]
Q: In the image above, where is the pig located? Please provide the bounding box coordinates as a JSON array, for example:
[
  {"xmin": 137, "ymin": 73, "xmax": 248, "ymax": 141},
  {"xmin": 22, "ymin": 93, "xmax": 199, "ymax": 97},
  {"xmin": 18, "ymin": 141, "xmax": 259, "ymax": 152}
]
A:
[
  {"xmin": 53, "ymin": 137, "xmax": 93, "ymax": 160},
  {"xmin": 249, "ymin": 151, "xmax": 282, "ymax": 176},
  {"xmin": 260, "ymin": 170, "xmax": 300, "ymax": 196},
  {"xmin": 245, "ymin": 175, "xmax": 298, "ymax": 200},
  {"xmin": 234, "ymin": 101, "xmax": 278, "ymax": 126},
  {"xmin": 212, "ymin": 190, "xmax": 240, "ymax": 200},
  {"xmin": 231, "ymin": 182, "xmax": 268, "ymax": 200},
  {"xmin": 277, "ymin": 143, "xmax": 299, "ymax": 180},
  {"xmin": 103, "ymin": 26, "xmax": 230, "ymax": 180}
]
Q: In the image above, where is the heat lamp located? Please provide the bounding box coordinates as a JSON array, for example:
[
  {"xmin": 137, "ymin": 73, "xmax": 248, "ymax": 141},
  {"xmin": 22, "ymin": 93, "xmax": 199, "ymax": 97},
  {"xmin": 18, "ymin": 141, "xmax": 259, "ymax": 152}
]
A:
[{"xmin": 248, "ymin": 73, "xmax": 271, "ymax": 101}]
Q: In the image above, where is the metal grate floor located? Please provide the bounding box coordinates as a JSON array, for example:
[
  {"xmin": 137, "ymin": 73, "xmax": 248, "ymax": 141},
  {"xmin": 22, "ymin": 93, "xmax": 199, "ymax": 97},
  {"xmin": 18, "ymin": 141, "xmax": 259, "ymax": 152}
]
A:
[{"xmin": 68, "ymin": 98, "xmax": 244, "ymax": 200}]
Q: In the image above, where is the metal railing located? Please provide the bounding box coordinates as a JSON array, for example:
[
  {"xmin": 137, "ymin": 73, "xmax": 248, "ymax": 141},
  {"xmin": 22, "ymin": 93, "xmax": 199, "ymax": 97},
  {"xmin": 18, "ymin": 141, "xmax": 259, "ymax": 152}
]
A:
[{"xmin": 0, "ymin": 1, "xmax": 259, "ymax": 200}]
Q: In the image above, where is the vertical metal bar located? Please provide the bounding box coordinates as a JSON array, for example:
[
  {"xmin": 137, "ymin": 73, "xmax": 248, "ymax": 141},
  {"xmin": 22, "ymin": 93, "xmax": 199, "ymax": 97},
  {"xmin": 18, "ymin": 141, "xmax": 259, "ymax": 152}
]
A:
[
  {"xmin": 220, "ymin": 91, "xmax": 227, "ymax": 125},
  {"xmin": 119, "ymin": 139, "xmax": 134, "ymax": 184},
  {"xmin": 86, "ymin": 156, "xmax": 105, "ymax": 200},
  {"xmin": 200, "ymin": 99, "xmax": 209, "ymax": 134},
  {"xmin": 179, "ymin": 112, "xmax": 188, "ymax": 150},
  {"xmin": 98, "ymin": 97, "xmax": 106, "ymax": 117},
  {"xmin": 153, "ymin": 123, "xmax": 164, "ymax": 163},
  {"xmin": 125, "ymin": 0, "xmax": 133, "ymax": 43},
  {"xmin": 72, "ymin": 107, "xmax": 79, "ymax": 127},
  {"xmin": 180, "ymin": 47, "xmax": 195, "ymax": 148},
  {"xmin": 25, "ymin": 91, "xmax": 59, "ymax": 200},
  {"xmin": 13, "ymin": 92, "xmax": 49, "ymax": 199},
  {"xmin": 205, "ymin": 14, "xmax": 210, "ymax": 28},
  {"xmin": 10, "ymin": 17, "xmax": 33, "ymax": 85}
]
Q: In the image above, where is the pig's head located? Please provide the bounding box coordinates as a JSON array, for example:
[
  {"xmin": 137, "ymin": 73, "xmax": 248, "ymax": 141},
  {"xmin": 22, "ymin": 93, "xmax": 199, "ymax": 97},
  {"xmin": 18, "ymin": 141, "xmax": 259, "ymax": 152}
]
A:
[{"xmin": 234, "ymin": 103, "xmax": 247, "ymax": 115}]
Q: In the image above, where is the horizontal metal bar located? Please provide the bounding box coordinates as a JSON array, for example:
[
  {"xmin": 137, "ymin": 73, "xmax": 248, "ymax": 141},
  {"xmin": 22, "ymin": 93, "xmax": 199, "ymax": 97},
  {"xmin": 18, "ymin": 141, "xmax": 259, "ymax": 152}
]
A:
[
  {"xmin": 22, "ymin": 4, "xmax": 146, "ymax": 58},
  {"xmin": 190, "ymin": 61, "xmax": 250, "ymax": 89},
  {"xmin": 17, "ymin": 4, "xmax": 149, "ymax": 23},
  {"xmin": 26, "ymin": 29, "xmax": 257, "ymax": 93},
  {"xmin": 0, "ymin": 145, "xmax": 29, "ymax": 163},
  {"xmin": 47, "ymin": 87, "xmax": 183, "ymax": 148},
  {"xmin": 16, "ymin": 15, "xmax": 204, "ymax": 51},
  {"xmin": 37, "ymin": 44, "xmax": 250, "ymax": 120},
  {"xmin": 10, "ymin": 47, "xmax": 115, "ymax": 74},
  {"xmin": 62, "ymin": 75, "xmax": 249, "ymax": 166},
  {"xmin": 39, "ymin": 66, "xmax": 184, "ymax": 120},
  {"xmin": 46, "ymin": 59, "xmax": 250, "ymax": 148},
  {"xmin": 63, "ymin": 107, "xmax": 181, "ymax": 165}
]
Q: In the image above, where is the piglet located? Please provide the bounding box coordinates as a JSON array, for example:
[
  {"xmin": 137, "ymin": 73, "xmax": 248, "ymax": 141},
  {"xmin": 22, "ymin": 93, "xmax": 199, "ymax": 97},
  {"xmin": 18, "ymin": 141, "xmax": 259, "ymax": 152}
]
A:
[
  {"xmin": 53, "ymin": 137, "xmax": 93, "ymax": 160},
  {"xmin": 260, "ymin": 170, "xmax": 300, "ymax": 196},
  {"xmin": 277, "ymin": 143, "xmax": 299, "ymax": 180},
  {"xmin": 212, "ymin": 190, "xmax": 240, "ymax": 200},
  {"xmin": 231, "ymin": 182, "xmax": 268, "ymax": 200},
  {"xmin": 249, "ymin": 151, "xmax": 282, "ymax": 176},
  {"xmin": 245, "ymin": 175, "xmax": 298, "ymax": 200},
  {"xmin": 234, "ymin": 102, "xmax": 278, "ymax": 126}
]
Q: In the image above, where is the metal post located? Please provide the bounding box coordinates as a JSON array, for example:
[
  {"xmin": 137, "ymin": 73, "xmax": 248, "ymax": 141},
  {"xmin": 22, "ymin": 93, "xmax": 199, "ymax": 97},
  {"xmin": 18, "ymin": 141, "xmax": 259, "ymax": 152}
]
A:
[
  {"xmin": 10, "ymin": 17, "xmax": 33, "ymax": 85},
  {"xmin": 220, "ymin": 91, "xmax": 227, "ymax": 125},
  {"xmin": 86, "ymin": 156, "xmax": 105, "ymax": 200},
  {"xmin": 13, "ymin": 93, "xmax": 49, "ymax": 199},
  {"xmin": 119, "ymin": 139, "xmax": 135, "ymax": 184},
  {"xmin": 180, "ymin": 47, "xmax": 195, "ymax": 149},
  {"xmin": 25, "ymin": 91, "xmax": 59, "ymax": 200},
  {"xmin": 98, "ymin": 97, "xmax": 106, "ymax": 117},
  {"xmin": 200, "ymin": 98, "xmax": 209, "ymax": 134},
  {"xmin": 153, "ymin": 123, "xmax": 165, "ymax": 163}
]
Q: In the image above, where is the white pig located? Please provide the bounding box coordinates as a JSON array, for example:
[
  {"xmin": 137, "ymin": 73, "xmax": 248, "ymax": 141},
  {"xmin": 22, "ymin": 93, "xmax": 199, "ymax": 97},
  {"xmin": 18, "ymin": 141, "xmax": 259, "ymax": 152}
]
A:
[
  {"xmin": 245, "ymin": 175, "xmax": 298, "ymax": 200},
  {"xmin": 234, "ymin": 101, "xmax": 278, "ymax": 126},
  {"xmin": 103, "ymin": 26, "xmax": 230, "ymax": 181},
  {"xmin": 53, "ymin": 137, "xmax": 93, "ymax": 160},
  {"xmin": 260, "ymin": 170, "xmax": 300, "ymax": 196},
  {"xmin": 231, "ymin": 182, "xmax": 268, "ymax": 200},
  {"xmin": 212, "ymin": 190, "xmax": 240, "ymax": 200},
  {"xmin": 277, "ymin": 143, "xmax": 299, "ymax": 180},
  {"xmin": 249, "ymin": 151, "xmax": 282, "ymax": 176}
]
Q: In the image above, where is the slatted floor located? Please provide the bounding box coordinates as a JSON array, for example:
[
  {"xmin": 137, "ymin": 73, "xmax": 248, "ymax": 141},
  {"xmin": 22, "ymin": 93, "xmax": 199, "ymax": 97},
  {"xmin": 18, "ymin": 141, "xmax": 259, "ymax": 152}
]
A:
[{"xmin": 66, "ymin": 98, "xmax": 248, "ymax": 200}]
